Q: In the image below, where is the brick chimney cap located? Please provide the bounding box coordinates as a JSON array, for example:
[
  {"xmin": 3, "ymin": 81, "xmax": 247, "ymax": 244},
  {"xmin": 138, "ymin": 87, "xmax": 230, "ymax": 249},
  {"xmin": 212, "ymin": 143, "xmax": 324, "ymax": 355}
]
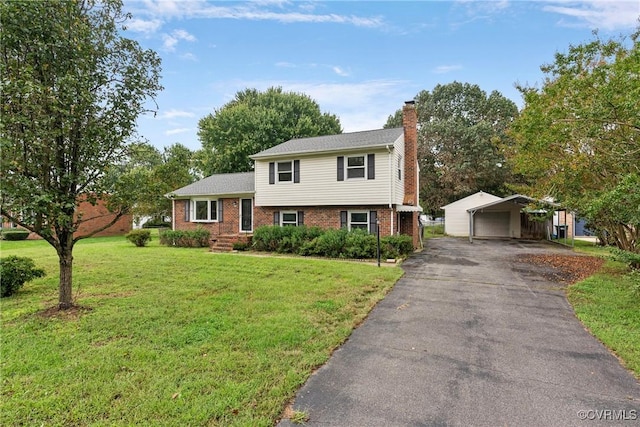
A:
[{"xmin": 405, "ymin": 100, "xmax": 416, "ymax": 105}]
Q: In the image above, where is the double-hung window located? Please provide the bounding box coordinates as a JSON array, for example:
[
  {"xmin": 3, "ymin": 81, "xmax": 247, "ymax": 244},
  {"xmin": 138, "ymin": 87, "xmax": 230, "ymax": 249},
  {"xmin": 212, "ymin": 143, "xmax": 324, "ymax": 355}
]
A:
[
  {"xmin": 193, "ymin": 199, "xmax": 218, "ymax": 222},
  {"xmin": 349, "ymin": 211, "xmax": 369, "ymax": 230},
  {"xmin": 269, "ymin": 160, "xmax": 300, "ymax": 184},
  {"xmin": 337, "ymin": 154, "xmax": 374, "ymax": 181},
  {"xmin": 277, "ymin": 161, "xmax": 292, "ymax": 182},
  {"xmin": 281, "ymin": 211, "xmax": 298, "ymax": 227},
  {"xmin": 346, "ymin": 156, "xmax": 365, "ymax": 179}
]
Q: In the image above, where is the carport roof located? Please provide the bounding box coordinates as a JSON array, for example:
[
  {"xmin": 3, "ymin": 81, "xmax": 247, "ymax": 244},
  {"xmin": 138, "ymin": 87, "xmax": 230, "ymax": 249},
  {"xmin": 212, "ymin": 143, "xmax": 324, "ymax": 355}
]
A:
[{"xmin": 466, "ymin": 194, "xmax": 558, "ymax": 212}]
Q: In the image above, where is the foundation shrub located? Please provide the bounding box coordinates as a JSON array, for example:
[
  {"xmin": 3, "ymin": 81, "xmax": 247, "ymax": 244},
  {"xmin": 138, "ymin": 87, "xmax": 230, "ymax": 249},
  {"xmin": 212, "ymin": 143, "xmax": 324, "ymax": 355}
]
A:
[{"xmin": 159, "ymin": 228, "xmax": 210, "ymax": 247}]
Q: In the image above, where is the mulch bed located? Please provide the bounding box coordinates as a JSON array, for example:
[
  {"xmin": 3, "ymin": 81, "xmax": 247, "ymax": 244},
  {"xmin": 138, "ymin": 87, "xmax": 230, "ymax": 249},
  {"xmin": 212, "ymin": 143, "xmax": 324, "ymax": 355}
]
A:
[{"xmin": 517, "ymin": 254, "xmax": 604, "ymax": 284}]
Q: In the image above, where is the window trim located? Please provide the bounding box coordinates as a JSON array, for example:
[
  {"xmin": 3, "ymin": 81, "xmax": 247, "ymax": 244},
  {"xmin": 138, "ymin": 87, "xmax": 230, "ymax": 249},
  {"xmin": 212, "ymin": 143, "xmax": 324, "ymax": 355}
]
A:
[
  {"xmin": 191, "ymin": 198, "xmax": 218, "ymax": 222},
  {"xmin": 277, "ymin": 161, "xmax": 293, "ymax": 183},
  {"xmin": 280, "ymin": 210, "xmax": 298, "ymax": 227},
  {"xmin": 346, "ymin": 155, "xmax": 366, "ymax": 180},
  {"xmin": 348, "ymin": 210, "xmax": 369, "ymax": 231}
]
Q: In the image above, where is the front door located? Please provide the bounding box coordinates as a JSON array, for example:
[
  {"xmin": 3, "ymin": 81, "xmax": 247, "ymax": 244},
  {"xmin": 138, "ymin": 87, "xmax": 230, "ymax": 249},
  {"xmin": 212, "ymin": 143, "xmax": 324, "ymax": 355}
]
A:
[{"xmin": 240, "ymin": 198, "xmax": 252, "ymax": 232}]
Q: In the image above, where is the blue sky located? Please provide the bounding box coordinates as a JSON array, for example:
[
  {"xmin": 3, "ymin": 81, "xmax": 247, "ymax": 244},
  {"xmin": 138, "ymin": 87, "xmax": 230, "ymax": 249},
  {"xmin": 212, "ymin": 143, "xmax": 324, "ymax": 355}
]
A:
[{"xmin": 122, "ymin": 1, "xmax": 640, "ymax": 151}]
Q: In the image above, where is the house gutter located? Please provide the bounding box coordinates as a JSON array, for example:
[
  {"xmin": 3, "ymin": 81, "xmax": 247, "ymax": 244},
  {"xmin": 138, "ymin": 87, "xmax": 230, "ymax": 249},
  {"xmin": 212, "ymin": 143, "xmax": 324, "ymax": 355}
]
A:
[{"xmin": 386, "ymin": 144, "xmax": 394, "ymax": 235}]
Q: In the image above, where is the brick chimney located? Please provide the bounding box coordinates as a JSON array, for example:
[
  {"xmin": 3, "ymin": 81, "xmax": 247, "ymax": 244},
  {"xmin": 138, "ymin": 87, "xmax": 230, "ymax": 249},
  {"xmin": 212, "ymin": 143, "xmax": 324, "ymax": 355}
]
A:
[{"xmin": 402, "ymin": 100, "xmax": 418, "ymax": 206}]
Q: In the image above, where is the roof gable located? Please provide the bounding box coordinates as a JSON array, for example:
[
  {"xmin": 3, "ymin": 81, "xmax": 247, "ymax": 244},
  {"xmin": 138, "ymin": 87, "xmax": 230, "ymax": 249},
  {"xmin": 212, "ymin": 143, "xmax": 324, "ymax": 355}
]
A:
[{"xmin": 250, "ymin": 127, "xmax": 403, "ymax": 159}]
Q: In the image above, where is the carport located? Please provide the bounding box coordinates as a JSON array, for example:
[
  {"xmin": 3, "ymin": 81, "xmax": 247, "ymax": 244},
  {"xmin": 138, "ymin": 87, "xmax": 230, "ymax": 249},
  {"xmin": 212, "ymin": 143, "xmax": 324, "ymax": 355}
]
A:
[{"xmin": 467, "ymin": 194, "xmax": 554, "ymax": 243}]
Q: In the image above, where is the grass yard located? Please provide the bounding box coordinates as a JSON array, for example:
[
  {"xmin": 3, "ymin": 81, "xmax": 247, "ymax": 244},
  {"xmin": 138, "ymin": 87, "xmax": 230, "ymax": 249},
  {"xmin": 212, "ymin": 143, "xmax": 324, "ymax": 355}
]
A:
[
  {"xmin": 568, "ymin": 242, "xmax": 640, "ymax": 379},
  {"xmin": 0, "ymin": 235, "xmax": 403, "ymax": 426}
]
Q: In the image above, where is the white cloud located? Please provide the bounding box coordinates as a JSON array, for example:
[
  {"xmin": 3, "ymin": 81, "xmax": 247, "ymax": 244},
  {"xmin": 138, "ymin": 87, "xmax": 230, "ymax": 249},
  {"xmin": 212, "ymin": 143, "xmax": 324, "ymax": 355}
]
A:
[
  {"xmin": 216, "ymin": 79, "xmax": 415, "ymax": 132},
  {"xmin": 127, "ymin": 0, "xmax": 386, "ymax": 30},
  {"xmin": 165, "ymin": 128, "xmax": 192, "ymax": 136},
  {"xmin": 332, "ymin": 66, "xmax": 350, "ymax": 77},
  {"xmin": 180, "ymin": 52, "xmax": 198, "ymax": 61},
  {"xmin": 162, "ymin": 29, "xmax": 197, "ymax": 52},
  {"xmin": 542, "ymin": 1, "xmax": 640, "ymax": 30},
  {"xmin": 161, "ymin": 109, "xmax": 196, "ymax": 119},
  {"xmin": 126, "ymin": 18, "xmax": 163, "ymax": 34},
  {"xmin": 433, "ymin": 65, "xmax": 463, "ymax": 74}
]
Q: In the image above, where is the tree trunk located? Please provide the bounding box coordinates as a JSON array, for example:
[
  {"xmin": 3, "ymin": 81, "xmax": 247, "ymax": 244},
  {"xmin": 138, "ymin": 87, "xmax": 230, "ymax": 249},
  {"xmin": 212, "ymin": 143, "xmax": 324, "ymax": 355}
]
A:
[{"xmin": 58, "ymin": 243, "xmax": 74, "ymax": 310}]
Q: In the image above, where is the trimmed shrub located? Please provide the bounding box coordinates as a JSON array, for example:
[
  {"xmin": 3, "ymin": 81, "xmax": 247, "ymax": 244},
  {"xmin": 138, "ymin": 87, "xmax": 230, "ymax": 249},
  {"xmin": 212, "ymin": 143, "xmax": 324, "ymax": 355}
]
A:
[
  {"xmin": 300, "ymin": 228, "xmax": 348, "ymax": 258},
  {"xmin": 252, "ymin": 225, "xmax": 323, "ymax": 253},
  {"xmin": 232, "ymin": 240, "xmax": 250, "ymax": 251},
  {"xmin": 125, "ymin": 229, "xmax": 152, "ymax": 247},
  {"xmin": 1, "ymin": 256, "xmax": 45, "ymax": 297},
  {"xmin": 1, "ymin": 229, "xmax": 30, "ymax": 241},
  {"xmin": 159, "ymin": 228, "xmax": 210, "ymax": 248},
  {"xmin": 344, "ymin": 229, "xmax": 377, "ymax": 259},
  {"xmin": 381, "ymin": 235, "xmax": 414, "ymax": 259}
]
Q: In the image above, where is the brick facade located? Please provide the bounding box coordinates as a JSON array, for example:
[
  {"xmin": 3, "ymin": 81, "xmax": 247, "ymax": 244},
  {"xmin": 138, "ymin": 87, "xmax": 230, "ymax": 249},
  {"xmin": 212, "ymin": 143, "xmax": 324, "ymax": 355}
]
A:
[{"xmin": 2, "ymin": 198, "xmax": 132, "ymax": 239}]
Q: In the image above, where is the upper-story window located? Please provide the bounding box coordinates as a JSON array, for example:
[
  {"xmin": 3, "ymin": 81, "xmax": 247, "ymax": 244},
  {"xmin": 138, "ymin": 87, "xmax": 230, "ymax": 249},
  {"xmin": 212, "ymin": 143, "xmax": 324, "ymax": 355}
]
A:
[
  {"xmin": 397, "ymin": 155, "xmax": 403, "ymax": 180},
  {"xmin": 347, "ymin": 156, "xmax": 365, "ymax": 179},
  {"xmin": 269, "ymin": 160, "xmax": 300, "ymax": 184},
  {"xmin": 337, "ymin": 154, "xmax": 375, "ymax": 181},
  {"xmin": 277, "ymin": 161, "xmax": 292, "ymax": 182},
  {"xmin": 193, "ymin": 199, "xmax": 218, "ymax": 222}
]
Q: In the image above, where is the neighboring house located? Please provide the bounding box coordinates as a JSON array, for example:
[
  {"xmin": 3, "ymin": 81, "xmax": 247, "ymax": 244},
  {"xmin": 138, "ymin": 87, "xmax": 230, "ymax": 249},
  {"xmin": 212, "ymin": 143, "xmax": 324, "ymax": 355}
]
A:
[
  {"xmin": 1, "ymin": 197, "xmax": 132, "ymax": 239},
  {"xmin": 168, "ymin": 101, "xmax": 423, "ymax": 250},
  {"xmin": 442, "ymin": 191, "xmax": 556, "ymax": 242}
]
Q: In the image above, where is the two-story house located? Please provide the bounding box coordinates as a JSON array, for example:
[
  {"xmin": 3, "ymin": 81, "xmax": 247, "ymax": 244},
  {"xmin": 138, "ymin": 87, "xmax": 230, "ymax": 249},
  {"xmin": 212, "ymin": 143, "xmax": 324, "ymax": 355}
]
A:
[{"xmin": 168, "ymin": 101, "xmax": 422, "ymax": 250}]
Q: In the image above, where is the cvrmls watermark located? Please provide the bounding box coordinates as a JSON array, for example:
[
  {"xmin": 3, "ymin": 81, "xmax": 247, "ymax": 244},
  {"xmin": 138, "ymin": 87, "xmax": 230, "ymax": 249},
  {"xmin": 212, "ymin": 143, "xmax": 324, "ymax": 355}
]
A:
[{"xmin": 577, "ymin": 409, "xmax": 637, "ymax": 421}]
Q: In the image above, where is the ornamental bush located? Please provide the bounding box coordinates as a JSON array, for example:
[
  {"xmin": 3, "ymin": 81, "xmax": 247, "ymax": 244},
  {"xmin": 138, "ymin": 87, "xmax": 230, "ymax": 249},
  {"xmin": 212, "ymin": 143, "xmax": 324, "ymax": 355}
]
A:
[
  {"xmin": 1, "ymin": 229, "xmax": 30, "ymax": 240},
  {"xmin": 381, "ymin": 235, "xmax": 414, "ymax": 259},
  {"xmin": 159, "ymin": 228, "xmax": 210, "ymax": 247},
  {"xmin": 0, "ymin": 256, "xmax": 46, "ymax": 297},
  {"xmin": 125, "ymin": 229, "xmax": 152, "ymax": 247}
]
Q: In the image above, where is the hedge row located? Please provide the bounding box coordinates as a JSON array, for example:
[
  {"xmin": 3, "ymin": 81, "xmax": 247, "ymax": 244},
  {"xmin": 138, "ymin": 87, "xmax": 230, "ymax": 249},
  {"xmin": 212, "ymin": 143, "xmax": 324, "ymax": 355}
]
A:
[
  {"xmin": 1, "ymin": 229, "xmax": 30, "ymax": 240},
  {"xmin": 252, "ymin": 226, "xmax": 414, "ymax": 259},
  {"xmin": 159, "ymin": 228, "xmax": 210, "ymax": 248}
]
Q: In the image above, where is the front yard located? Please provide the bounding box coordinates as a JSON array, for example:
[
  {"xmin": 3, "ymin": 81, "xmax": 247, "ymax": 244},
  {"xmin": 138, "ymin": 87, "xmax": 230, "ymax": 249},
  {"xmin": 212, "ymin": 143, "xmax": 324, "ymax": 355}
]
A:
[{"xmin": 0, "ymin": 236, "xmax": 402, "ymax": 426}]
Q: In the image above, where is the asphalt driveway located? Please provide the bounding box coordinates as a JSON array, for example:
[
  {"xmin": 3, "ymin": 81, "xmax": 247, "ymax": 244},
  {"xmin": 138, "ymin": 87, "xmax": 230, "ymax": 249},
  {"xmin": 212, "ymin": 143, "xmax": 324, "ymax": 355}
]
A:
[{"xmin": 280, "ymin": 238, "xmax": 640, "ymax": 426}]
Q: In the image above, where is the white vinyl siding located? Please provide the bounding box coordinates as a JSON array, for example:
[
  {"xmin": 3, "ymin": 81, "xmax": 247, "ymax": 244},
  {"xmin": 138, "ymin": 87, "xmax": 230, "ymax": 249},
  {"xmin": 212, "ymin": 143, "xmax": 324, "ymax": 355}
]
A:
[
  {"xmin": 441, "ymin": 192, "xmax": 502, "ymax": 236},
  {"xmin": 255, "ymin": 135, "xmax": 405, "ymax": 207}
]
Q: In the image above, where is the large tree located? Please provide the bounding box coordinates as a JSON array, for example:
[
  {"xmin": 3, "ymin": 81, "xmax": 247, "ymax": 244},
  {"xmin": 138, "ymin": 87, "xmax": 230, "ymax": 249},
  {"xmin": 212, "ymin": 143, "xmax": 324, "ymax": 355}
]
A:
[
  {"xmin": 386, "ymin": 82, "xmax": 518, "ymax": 215},
  {"xmin": 196, "ymin": 87, "xmax": 342, "ymax": 175},
  {"xmin": 121, "ymin": 142, "xmax": 196, "ymax": 222},
  {"xmin": 0, "ymin": 0, "xmax": 162, "ymax": 309},
  {"xmin": 509, "ymin": 30, "xmax": 639, "ymax": 252}
]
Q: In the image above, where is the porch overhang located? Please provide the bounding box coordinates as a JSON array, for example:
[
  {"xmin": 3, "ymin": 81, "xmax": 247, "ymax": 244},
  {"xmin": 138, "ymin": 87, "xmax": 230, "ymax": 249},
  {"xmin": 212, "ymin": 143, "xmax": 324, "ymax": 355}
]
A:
[{"xmin": 396, "ymin": 205, "xmax": 423, "ymax": 212}]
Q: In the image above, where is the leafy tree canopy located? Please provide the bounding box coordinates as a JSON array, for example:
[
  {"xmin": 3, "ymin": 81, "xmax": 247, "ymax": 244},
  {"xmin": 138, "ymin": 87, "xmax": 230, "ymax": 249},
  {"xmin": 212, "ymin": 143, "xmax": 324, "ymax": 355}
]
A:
[
  {"xmin": 508, "ymin": 29, "xmax": 639, "ymax": 251},
  {"xmin": 196, "ymin": 87, "xmax": 342, "ymax": 175},
  {"xmin": 385, "ymin": 82, "xmax": 518, "ymax": 215},
  {"xmin": 0, "ymin": 0, "xmax": 162, "ymax": 308},
  {"xmin": 119, "ymin": 142, "xmax": 196, "ymax": 222}
]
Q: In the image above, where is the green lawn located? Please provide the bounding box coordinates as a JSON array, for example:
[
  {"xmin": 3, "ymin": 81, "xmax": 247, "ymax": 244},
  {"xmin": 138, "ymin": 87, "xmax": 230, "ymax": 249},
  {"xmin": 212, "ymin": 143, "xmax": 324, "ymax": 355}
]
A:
[
  {"xmin": 0, "ymin": 236, "xmax": 403, "ymax": 426},
  {"xmin": 568, "ymin": 242, "xmax": 640, "ymax": 379}
]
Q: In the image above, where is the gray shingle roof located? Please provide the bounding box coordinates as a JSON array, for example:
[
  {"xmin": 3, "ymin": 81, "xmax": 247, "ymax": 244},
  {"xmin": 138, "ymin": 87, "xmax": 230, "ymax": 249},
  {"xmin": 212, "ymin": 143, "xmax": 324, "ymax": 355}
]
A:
[
  {"xmin": 168, "ymin": 172, "xmax": 255, "ymax": 197},
  {"xmin": 250, "ymin": 127, "xmax": 404, "ymax": 159}
]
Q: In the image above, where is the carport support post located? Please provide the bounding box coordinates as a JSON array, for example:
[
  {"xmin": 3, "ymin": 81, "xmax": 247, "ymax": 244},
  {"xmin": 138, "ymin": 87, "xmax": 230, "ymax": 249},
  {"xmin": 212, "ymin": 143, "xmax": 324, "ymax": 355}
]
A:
[{"xmin": 468, "ymin": 209, "xmax": 476, "ymax": 243}]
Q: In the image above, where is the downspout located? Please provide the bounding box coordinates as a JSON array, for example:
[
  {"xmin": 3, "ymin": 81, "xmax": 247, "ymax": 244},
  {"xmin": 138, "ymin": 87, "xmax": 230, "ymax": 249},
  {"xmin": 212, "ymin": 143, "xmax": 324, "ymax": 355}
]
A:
[
  {"xmin": 386, "ymin": 144, "xmax": 394, "ymax": 235},
  {"xmin": 171, "ymin": 198, "xmax": 176, "ymax": 230}
]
